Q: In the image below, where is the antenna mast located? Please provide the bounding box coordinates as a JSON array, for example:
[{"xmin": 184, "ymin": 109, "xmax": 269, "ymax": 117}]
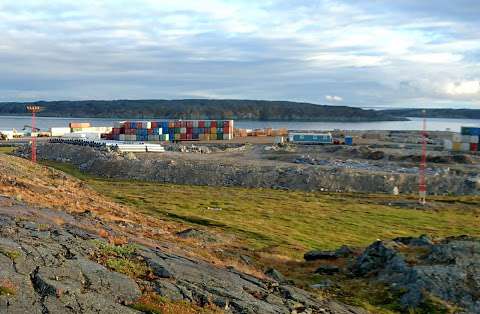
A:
[
  {"xmin": 419, "ymin": 109, "xmax": 427, "ymax": 205},
  {"xmin": 26, "ymin": 105, "xmax": 41, "ymax": 163}
]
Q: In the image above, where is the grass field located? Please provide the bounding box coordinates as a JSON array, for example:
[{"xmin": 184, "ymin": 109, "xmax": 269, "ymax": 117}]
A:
[
  {"xmin": 0, "ymin": 146, "xmax": 15, "ymax": 154},
  {"xmin": 42, "ymin": 161, "xmax": 480, "ymax": 259}
]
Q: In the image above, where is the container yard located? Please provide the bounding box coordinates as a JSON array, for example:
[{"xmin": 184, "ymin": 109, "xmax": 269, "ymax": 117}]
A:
[
  {"xmin": 108, "ymin": 120, "xmax": 234, "ymax": 142},
  {"xmin": 444, "ymin": 126, "xmax": 480, "ymax": 152}
]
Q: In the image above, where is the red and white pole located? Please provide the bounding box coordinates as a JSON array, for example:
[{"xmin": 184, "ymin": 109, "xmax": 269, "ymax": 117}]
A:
[
  {"xmin": 31, "ymin": 110, "xmax": 36, "ymax": 163},
  {"xmin": 419, "ymin": 110, "xmax": 427, "ymax": 205}
]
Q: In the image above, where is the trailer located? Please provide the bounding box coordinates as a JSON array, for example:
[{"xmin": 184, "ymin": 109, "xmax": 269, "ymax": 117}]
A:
[{"xmin": 288, "ymin": 132, "xmax": 333, "ymax": 144}]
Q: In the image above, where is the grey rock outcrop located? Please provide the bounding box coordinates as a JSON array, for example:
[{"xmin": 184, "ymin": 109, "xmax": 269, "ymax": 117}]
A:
[
  {"xmin": 351, "ymin": 235, "xmax": 480, "ymax": 313},
  {"xmin": 0, "ymin": 197, "xmax": 365, "ymax": 314},
  {"xmin": 27, "ymin": 143, "xmax": 479, "ymax": 195}
]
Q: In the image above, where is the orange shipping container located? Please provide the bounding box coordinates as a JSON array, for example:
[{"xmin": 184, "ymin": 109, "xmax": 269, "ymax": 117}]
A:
[{"xmin": 69, "ymin": 122, "xmax": 91, "ymax": 128}]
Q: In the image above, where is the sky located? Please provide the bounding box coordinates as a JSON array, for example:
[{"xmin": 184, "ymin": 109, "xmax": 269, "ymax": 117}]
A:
[{"xmin": 0, "ymin": 0, "xmax": 479, "ymax": 108}]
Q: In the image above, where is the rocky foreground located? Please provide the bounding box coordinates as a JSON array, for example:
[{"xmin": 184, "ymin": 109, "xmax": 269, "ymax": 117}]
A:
[
  {"xmin": 306, "ymin": 235, "xmax": 480, "ymax": 313},
  {"xmin": 0, "ymin": 196, "xmax": 365, "ymax": 314}
]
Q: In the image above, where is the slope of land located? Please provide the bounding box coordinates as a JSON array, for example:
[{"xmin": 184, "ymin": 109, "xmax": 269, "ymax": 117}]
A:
[
  {"xmin": 384, "ymin": 108, "xmax": 480, "ymax": 119},
  {"xmin": 0, "ymin": 153, "xmax": 366, "ymax": 314},
  {"xmin": 0, "ymin": 99, "xmax": 405, "ymax": 121},
  {"xmin": 3, "ymin": 150, "xmax": 480, "ymax": 313}
]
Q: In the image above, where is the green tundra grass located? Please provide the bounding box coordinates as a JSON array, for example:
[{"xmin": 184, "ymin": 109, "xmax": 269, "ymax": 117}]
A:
[{"xmin": 42, "ymin": 160, "xmax": 480, "ymax": 259}]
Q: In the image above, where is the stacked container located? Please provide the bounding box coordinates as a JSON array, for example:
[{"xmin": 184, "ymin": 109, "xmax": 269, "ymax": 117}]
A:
[
  {"xmin": 447, "ymin": 127, "xmax": 480, "ymax": 152},
  {"xmin": 110, "ymin": 120, "xmax": 234, "ymax": 142}
]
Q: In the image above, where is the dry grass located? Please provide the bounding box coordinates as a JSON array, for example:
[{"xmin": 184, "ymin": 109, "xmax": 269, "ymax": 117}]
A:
[
  {"xmin": 0, "ymin": 279, "xmax": 16, "ymax": 296},
  {"xmin": 131, "ymin": 292, "xmax": 224, "ymax": 314}
]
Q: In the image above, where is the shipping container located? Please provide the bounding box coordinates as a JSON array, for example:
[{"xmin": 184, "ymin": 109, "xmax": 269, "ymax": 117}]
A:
[
  {"xmin": 470, "ymin": 143, "xmax": 478, "ymax": 152},
  {"xmin": 345, "ymin": 136, "xmax": 353, "ymax": 145},
  {"xmin": 452, "ymin": 134, "xmax": 462, "ymax": 142},
  {"xmin": 470, "ymin": 135, "xmax": 479, "ymax": 143},
  {"xmin": 50, "ymin": 127, "xmax": 72, "ymax": 137},
  {"xmin": 461, "ymin": 127, "xmax": 480, "ymax": 136},
  {"xmin": 452, "ymin": 142, "xmax": 462, "ymax": 151},
  {"xmin": 69, "ymin": 122, "xmax": 91, "ymax": 129},
  {"xmin": 288, "ymin": 132, "xmax": 333, "ymax": 144},
  {"xmin": 461, "ymin": 142, "xmax": 470, "ymax": 151},
  {"xmin": 443, "ymin": 139, "xmax": 453, "ymax": 150}
]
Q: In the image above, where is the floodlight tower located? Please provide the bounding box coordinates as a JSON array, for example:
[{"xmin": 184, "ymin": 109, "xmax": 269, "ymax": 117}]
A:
[
  {"xmin": 419, "ymin": 109, "xmax": 427, "ymax": 205},
  {"xmin": 26, "ymin": 105, "xmax": 41, "ymax": 163}
]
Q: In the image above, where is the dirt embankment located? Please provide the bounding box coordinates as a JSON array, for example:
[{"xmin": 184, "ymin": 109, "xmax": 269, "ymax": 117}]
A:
[{"xmin": 27, "ymin": 143, "xmax": 480, "ymax": 195}]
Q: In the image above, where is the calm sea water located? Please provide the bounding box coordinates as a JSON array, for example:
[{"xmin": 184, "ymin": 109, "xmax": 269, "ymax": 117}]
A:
[{"xmin": 1, "ymin": 115, "xmax": 479, "ymax": 132}]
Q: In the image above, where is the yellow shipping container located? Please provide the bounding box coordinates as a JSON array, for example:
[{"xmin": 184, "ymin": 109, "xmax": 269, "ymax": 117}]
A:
[
  {"xmin": 210, "ymin": 127, "xmax": 217, "ymax": 134},
  {"xmin": 452, "ymin": 142, "xmax": 462, "ymax": 151}
]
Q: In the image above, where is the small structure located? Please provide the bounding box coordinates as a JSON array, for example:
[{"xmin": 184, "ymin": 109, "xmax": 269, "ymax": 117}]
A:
[{"xmin": 288, "ymin": 132, "xmax": 333, "ymax": 144}]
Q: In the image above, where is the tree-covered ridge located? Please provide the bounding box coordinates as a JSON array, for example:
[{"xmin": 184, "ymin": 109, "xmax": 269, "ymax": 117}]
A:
[
  {"xmin": 0, "ymin": 99, "xmax": 404, "ymax": 121},
  {"xmin": 384, "ymin": 108, "xmax": 480, "ymax": 119}
]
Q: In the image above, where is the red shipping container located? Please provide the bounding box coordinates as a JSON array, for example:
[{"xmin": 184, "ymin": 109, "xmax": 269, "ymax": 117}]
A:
[
  {"xmin": 187, "ymin": 121, "xmax": 193, "ymax": 128},
  {"xmin": 151, "ymin": 122, "xmax": 157, "ymax": 128},
  {"xmin": 470, "ymin": 143, "xmax": 478, "ymax": 151},
  {"xmin": 175, "ymin": 121, "xmax": 181, "ymax": 128},
  {"xmin": 223, "ymin": 121, "xmax": 229, "ymax": 127},
  {"xmin": 211, "ymin": 121, "xmax": 217, "ymax": 128},
  {"xmin": 187, "ymin": 128, "xmax": 193, "ymax": 134},
  {"xmin": 224, "ymin": 127, "xmax": 230, "ymax": 134},
  {"xmin": 187, "ymin": 134, "xmax": 192, "ymax": 140},
  {"xmin": 148, "ymin": 129, "xmax": 154, "ymax": 135},
  {"xmin": 181, "ymin": 121, "xmax": 187, "ymax": 128},
  {"xmin": 199, "ymin": 121, "xmax": 205, "ymax": 128},
  {"xmin": 180, "ymin": 134, "xmax": 187, "ymax": 140}
]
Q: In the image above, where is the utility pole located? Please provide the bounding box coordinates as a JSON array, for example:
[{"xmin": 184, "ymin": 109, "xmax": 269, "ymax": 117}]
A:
[
  {"xmin": 419, "ymin": 109, "xmax": 427, "ymax": 205},
  {"xmin": 26, "ymin": 105, "xmax": 41, "ymax": 163}
]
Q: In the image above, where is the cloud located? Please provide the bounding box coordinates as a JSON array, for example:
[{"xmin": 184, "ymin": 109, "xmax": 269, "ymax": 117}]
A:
[
  {"xmin": 445, "ymin": 80, "xmax": 480, "ymax": 95},
  {"xmin": 0, "ymin": 0, "xmax": 478, "ymax": 108},
  {"xmin": 325, "ymin": 95, "xmax": 343, "ymax": 102}
]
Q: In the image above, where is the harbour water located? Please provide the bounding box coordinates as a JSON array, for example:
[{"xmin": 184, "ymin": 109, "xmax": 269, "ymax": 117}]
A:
[{"xmin": 0, "ymin": 115, "xmax": 479, "ymax": 132}]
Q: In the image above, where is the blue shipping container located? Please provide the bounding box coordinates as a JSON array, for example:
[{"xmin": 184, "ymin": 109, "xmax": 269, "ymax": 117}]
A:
[
  {"xmin": 461, "ymin": 127, "xmax": 480, "ymax": 136},
  {"xmin": 345, "ymin": 136, "xmax": 353, "ymax": 145},
  {"xmin": 291, "ymin": 133, "xmax": 332, "ymax": 144}
]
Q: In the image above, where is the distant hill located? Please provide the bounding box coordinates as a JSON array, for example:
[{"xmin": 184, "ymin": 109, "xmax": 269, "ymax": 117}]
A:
[
  {"xmin": 0, "ymin": 99, "xmax": 405, "ymax": 122},
  {"xmin": 384, "ymin": 108, "xmax": 480, "ymax": 120}
]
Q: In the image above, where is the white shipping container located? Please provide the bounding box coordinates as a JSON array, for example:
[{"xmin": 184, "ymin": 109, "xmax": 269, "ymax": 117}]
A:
[
  {"xmin": 113, "ymin": 121, "xmax": 125, "ymax": 128},
  {"xmin": 180, "ymin": 127, "xmax": 187, "ymax": 134},
  {"xmin": 452, "ymin": 133, "xmax": 462, "ymax": 142},
  {"xmin": 223, "ymin": 134, "xmax": 233, "ymax": 140},
  {"xmin": 443, "ymin": 139, "xmax": 452, "ymax": 150},
  {"xmin": 461, "ymin": 135, "xmax": 471, "ymax": 142},
  {"xmin": 50, "ymin": 127, "xmax": 71, "ymax": 137},
  {"xmin": 119, "ymin": 134, "xmax": 126, "ymax": 141},
  {"xmin": 148, "ymin": 135, "xmax": 159, "ymax": 141},
  {"xmin": 470, "ymin": 136, "xmax": 479, "ymax": 143},
  {"xmin": 461, "ymin": 142, "xmax": 470, "ymax": 151},
  {"xmin": 81, "ymin": 127, "xmax": 113, "ymax": 133}
]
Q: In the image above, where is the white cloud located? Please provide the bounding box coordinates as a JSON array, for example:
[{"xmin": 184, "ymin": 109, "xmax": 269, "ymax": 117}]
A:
[
  {"xmin": 445, "ymin": 81, "xmax": 480, "ymax": 95},
  {"xmin": 0, "ymin": 1, "xmax": 479, "ymax": 107},
  {"xmin": 325, "ymin": 95, "xmax": 343, "ymax": 102}
]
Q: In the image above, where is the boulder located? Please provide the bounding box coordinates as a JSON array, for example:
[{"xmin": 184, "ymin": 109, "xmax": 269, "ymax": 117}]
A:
[
  {"xmin": 315, "ymin": 265, "xmax": 340, "ymax": 275},
  {"xmin": 304, "ymin": 250, "xmax": 338, "ymax": 261}
]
